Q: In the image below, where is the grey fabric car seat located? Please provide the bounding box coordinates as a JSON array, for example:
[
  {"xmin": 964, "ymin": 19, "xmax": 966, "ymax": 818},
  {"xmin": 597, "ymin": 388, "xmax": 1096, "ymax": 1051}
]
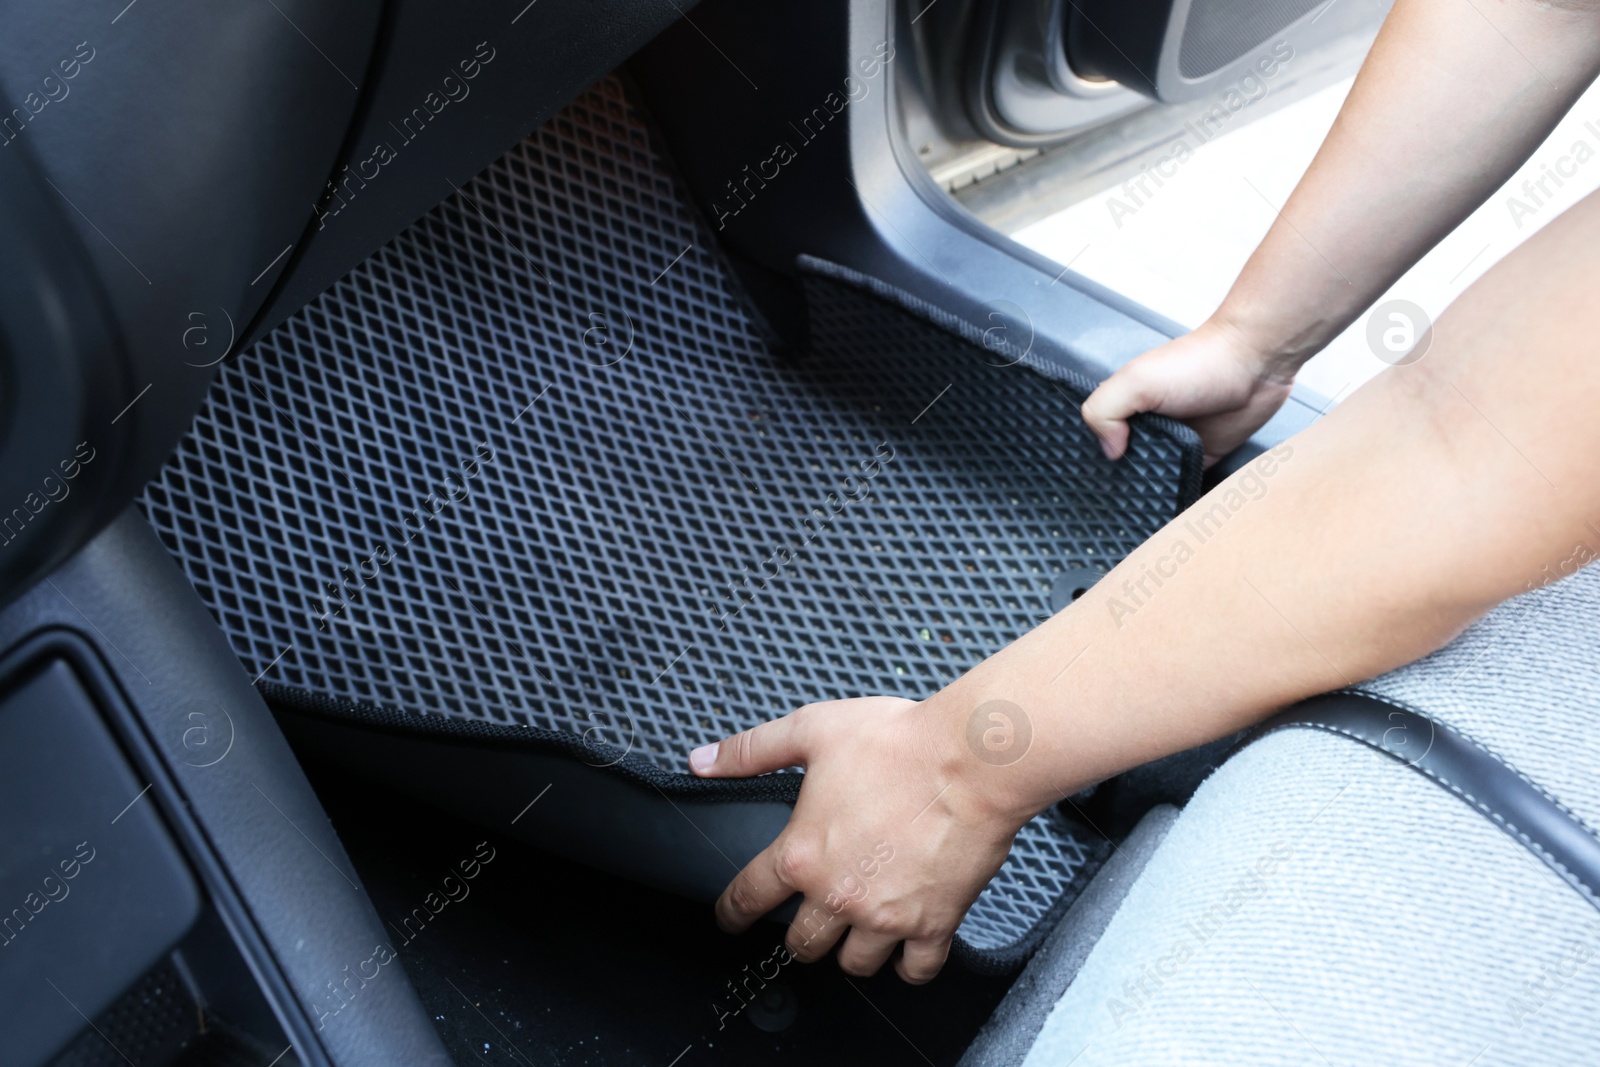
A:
[{"xmin": 989, "ymin": 559, "xmax": 1600, "ymax": 1065}]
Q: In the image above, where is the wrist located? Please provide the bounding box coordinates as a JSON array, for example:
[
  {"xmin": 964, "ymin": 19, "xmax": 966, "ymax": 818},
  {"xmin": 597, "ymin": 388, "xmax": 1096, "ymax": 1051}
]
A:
[
  {"xmin": 915, "ymin": 680, "xmax": 1059, "ymax": 829},
  {"xmin": 1206, "ymin": 300, "xmax": 1332, "ymax": 385}
]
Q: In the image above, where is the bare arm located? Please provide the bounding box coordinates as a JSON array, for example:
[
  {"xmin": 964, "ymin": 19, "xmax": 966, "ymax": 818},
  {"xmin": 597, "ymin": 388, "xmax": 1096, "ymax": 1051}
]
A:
[
  {"xmin": 693, "ymin": 190, "xmax": 1600, "ymax": 981},
  {"xmin": 685, "ymin": 0, "xmax": 1600, "ymax": 985},
  {"xmin": 1083, "ymin": 0, "xmax": 1600, "ymax": 464}
]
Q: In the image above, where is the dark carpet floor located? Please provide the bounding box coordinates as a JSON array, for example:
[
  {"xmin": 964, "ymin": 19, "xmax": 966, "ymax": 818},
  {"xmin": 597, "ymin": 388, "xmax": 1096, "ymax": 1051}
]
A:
[{"xmin": 299, "ymin": 755, "xmax": 1011, "ymax": 1066}]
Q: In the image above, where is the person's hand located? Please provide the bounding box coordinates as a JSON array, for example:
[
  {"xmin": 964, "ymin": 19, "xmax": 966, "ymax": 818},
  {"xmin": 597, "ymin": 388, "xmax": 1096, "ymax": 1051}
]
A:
[
  {"xmin": 687, "ymin": 696, "xmax": 1031, "ymax": 983},
  {"xmin": 1082, "ymin": 318, "xmax": 1296, "ymax": 468}
]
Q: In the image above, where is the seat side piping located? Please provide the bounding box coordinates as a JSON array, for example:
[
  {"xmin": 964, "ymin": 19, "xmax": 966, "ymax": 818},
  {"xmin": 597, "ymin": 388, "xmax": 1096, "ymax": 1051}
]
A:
[{"xmin": 1251, "ymin": 691, "xmax": 1600, "ymax": 912}]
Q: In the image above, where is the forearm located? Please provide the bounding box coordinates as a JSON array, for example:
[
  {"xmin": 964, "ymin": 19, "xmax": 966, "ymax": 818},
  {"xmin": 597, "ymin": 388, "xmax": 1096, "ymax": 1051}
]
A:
[
  {"xmin": 943, "ymin": 184, "xmax": 1600, "ymax": 820},
  {"xmin": 694, "ymin": 4, "xmax": 1600, "ymax": 980},
  {"xmin": 1214, "ymin": 0, "xmax": 1600, "ymax": 369}
]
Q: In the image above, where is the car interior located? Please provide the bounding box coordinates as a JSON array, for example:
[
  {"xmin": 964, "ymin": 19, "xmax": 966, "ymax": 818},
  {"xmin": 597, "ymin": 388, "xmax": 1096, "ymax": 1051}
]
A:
[{"xmin": 18, "ymin": 0, "xmax": 1597, "ymax": 1064}]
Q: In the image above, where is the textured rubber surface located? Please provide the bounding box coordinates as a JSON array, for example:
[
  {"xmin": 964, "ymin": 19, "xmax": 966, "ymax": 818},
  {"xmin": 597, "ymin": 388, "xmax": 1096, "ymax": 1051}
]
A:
[
  {"xmin": 48, "ymin": 958, "xmax": 265, "ymax": 1067},
  {"xmin": 140, "ymin": 74, "xmax": 1199, "ymax": 960},
  {"xmin": 48, "ymin": 960, "xmax": 193, "ymax": 1067}
]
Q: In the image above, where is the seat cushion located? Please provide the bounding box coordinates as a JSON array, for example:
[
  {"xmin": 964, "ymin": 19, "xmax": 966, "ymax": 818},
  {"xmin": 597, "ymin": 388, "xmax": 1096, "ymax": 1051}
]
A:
[
  {"xmin": 1019, "ymin": 563, "xmax": 1600, "ymax": 1064},
  {"xmin": 1023, "ymin": 728, "xmax": 1600, "ymax": 1065}
]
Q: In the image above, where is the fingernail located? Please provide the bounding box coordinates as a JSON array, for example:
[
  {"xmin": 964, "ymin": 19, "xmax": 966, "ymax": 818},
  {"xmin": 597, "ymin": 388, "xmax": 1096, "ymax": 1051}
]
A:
[{"xmin": 690, "ymin": 742, "xmax": 719, "ymax": 774}]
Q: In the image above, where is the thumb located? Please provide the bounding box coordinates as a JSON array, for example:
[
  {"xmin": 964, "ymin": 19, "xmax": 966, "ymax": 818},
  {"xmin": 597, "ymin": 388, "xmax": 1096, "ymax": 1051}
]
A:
[
  {"xmin": 689, "ymin": 714, "xmax": 806, "ymax": 778},
  {"xmin": 1081, "ymin": 362, "xmax": 1163, "ymax": 461}
]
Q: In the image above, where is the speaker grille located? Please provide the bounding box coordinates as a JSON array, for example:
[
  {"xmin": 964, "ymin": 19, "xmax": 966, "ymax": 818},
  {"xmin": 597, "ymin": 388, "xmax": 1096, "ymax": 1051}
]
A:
[{"xmin": 1178, "ymin": 0, "xmax": 1322, "ymax": 79}]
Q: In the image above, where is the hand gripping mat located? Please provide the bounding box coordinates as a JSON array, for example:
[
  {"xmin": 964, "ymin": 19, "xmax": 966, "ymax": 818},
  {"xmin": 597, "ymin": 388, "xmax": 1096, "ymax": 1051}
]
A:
[{"xmin": 138, "ymin": 74, "xmax": 1202, "ymax": 969}]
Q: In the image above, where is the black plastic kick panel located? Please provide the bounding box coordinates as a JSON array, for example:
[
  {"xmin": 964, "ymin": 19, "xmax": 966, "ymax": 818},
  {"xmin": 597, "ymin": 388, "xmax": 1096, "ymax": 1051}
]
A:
[
  {"xmin": 0, "ymin": 658, "xmax": 200, "ymax": 1067},
  {"xmin": 0, "ymin": 515, "xmax": 452, "ymax": 1067},
  {"xmin": 0, "ymin": 0, "xmax": 382, "ymax": 611}
]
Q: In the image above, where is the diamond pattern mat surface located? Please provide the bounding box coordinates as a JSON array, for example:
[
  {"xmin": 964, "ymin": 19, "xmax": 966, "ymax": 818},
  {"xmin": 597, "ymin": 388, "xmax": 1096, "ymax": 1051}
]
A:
[{"xmin": 140, "ymin": 74, "xmax": 1195, "ymax": 958}]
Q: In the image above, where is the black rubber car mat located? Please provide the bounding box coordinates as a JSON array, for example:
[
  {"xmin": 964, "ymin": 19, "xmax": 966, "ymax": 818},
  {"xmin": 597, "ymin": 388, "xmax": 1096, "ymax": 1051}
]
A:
[{"xmin": 139, "ymin": 73, "xmax": 1201, "ymax": 971}]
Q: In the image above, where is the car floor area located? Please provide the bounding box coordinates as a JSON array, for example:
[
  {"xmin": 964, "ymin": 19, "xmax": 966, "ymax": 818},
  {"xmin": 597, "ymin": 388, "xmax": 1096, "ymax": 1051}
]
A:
[
  {"xmin": 142, "ymin": 70, "xmax": 1198, "ymax": 972},
  {"xmin": 300, "ymin": 755, "xmax": 1012, "ymax": 1067}
]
